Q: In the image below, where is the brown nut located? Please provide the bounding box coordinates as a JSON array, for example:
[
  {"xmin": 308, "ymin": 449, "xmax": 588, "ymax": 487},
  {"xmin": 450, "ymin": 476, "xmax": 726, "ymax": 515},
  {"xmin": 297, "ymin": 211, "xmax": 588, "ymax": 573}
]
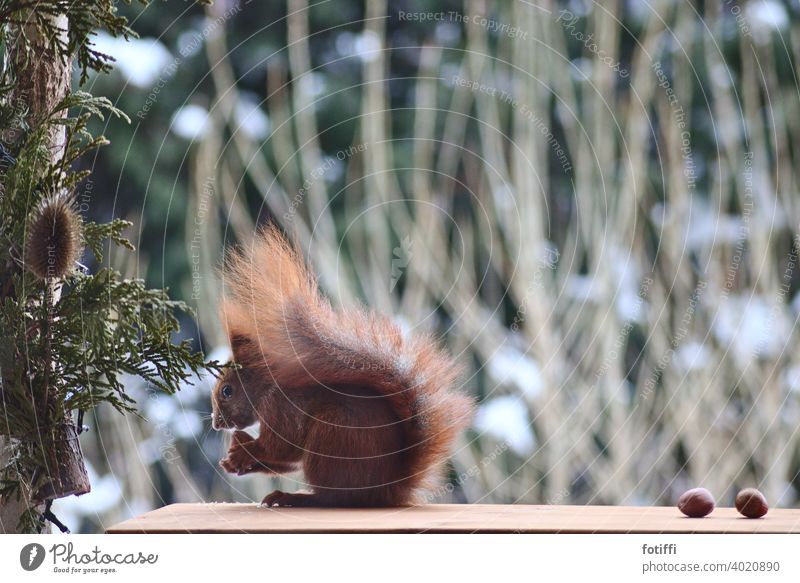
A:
[
  {"xmin": 735, "ymin": 488, "xmax": 768, "ymax": 518},
  {"xmin": 677, "ymin": 487, "xmax": 715, "ymax": 517}
]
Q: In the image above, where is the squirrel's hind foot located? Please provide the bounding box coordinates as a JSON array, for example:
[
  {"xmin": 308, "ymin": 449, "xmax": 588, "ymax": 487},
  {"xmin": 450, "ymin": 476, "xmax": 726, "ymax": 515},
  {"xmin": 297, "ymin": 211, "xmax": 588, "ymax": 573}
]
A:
[{"xmin": 260, "ymin": 490, "xmax": 318, "ymax": 508}]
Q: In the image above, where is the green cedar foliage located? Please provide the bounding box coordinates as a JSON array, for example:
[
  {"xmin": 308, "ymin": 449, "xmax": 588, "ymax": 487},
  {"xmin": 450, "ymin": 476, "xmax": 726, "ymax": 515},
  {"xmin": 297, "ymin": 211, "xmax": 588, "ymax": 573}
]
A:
[{"xmin": 0, "ymin": 0, "xmax": 222, "ymax": 532}]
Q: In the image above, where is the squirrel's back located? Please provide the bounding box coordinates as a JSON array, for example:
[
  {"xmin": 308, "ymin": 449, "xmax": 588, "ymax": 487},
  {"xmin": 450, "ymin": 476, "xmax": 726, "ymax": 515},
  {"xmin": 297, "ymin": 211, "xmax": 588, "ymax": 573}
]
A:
[{"xmin": 221, "ymin": 225, "xmax": 473, "ymax": 501}]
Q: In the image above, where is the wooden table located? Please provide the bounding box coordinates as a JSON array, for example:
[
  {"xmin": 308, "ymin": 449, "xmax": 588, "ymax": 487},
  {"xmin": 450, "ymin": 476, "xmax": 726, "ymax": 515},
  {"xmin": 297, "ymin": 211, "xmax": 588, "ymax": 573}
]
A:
[{"xmin": 106, "ymin": 503, "xmax": 800, "ymax": 533}]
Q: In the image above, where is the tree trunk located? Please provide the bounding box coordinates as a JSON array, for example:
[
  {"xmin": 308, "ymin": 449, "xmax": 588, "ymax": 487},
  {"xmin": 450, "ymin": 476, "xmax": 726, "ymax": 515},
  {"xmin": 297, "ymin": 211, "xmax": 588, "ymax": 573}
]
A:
[
  {"xmin": 0, "ymin": 11, "xmax": 89, "ymax": 534},
  {"xmin": 0, "ymin": 446, "xmax": 31, "ymax": 532}
]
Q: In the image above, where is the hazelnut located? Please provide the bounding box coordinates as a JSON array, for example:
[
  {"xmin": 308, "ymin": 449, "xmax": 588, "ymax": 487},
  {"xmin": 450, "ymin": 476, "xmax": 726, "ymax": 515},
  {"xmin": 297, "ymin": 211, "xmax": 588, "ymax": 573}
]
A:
[
  {"xmin": 677, "ymin": 487, "xmax": 715, "ymax": 517},
  {"xmin": 735, "ymin": 488, "xmax": 768, "ymax": 518}
]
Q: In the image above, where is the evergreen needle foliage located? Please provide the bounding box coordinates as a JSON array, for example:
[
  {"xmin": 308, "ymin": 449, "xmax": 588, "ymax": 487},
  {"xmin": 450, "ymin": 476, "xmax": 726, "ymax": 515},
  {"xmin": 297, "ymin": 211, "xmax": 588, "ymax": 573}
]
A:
[{"xmin": 0, "ymin": 0, "xmax": 223, "ymax": 532}]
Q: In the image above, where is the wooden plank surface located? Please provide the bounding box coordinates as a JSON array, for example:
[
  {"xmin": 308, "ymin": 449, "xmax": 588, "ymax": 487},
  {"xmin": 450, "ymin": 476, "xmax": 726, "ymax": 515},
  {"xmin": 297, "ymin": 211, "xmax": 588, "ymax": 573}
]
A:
[{"xmin": 106, "ymin": 503, "xmax": 800, "ymax": 534}]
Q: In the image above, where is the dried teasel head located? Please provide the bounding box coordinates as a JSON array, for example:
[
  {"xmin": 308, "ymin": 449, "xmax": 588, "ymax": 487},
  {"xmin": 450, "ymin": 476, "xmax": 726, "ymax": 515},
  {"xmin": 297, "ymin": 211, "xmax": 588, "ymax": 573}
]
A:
[{"xmin": 25, "ymin": 193, "xmax": 83, "ymax": 280}]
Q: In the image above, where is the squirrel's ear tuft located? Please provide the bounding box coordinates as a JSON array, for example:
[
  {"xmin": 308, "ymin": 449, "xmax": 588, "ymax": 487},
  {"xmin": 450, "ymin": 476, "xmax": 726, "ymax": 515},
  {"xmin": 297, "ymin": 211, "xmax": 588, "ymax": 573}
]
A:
[{"xmin": 230, "ymin": 333, "xmax": 258, "ymax": 365}]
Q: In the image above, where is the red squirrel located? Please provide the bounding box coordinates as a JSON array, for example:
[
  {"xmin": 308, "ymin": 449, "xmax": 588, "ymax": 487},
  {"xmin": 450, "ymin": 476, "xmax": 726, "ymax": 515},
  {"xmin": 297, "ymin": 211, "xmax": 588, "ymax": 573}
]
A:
[{"xmin": 211, "ymin": 225, "xmax": 474, "ymax": 507}]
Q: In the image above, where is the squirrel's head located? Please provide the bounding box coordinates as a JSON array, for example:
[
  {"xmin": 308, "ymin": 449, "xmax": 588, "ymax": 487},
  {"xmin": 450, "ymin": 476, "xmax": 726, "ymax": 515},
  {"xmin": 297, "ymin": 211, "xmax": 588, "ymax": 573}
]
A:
[
  {"xmin": 211, "ymin": 334, "xmax": 264, "ymax": 430},
  {"xmin": 211, "ymin": 370, "xmax": 259, "ymax": 430}
]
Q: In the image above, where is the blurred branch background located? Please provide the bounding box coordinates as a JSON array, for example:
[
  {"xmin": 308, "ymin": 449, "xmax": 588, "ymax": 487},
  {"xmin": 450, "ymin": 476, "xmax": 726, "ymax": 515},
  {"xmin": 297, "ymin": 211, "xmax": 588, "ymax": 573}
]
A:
[{"xmin": 56, "ymin": 0, "xmax": 800, "ymax": 532}]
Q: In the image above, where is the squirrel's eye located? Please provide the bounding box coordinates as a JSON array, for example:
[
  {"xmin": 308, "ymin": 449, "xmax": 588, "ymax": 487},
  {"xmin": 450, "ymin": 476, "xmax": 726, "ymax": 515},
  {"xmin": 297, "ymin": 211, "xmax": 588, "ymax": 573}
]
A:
[{"xmin": 221, "ymin": 384, "xmax": 234, "ymax": 399}]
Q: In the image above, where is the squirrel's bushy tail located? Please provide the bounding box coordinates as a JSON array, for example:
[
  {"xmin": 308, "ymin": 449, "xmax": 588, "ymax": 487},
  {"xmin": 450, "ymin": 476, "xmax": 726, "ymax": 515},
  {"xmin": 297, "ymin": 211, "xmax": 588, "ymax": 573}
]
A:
[{"xmin": 221, "ymin": 225, "xmax": 473, "ymax": 500}]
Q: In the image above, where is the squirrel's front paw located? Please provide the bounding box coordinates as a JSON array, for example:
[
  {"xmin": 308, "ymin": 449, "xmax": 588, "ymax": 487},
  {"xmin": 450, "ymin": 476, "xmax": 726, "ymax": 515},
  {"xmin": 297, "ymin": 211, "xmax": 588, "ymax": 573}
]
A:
[
  {"xmin": 219, "ymin": 452, "xmax": 240, "ymax": 474},
  {"xmin": 231, "ymin": 430, "xmax": 256, "ymax": 446},
  {"xmin": 220, "ymin": 455, "xmax": 259, "ymax": 475},
  {"xmin": 220, "ymin": 434, "xmax": 259, "ymax": 475}
]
